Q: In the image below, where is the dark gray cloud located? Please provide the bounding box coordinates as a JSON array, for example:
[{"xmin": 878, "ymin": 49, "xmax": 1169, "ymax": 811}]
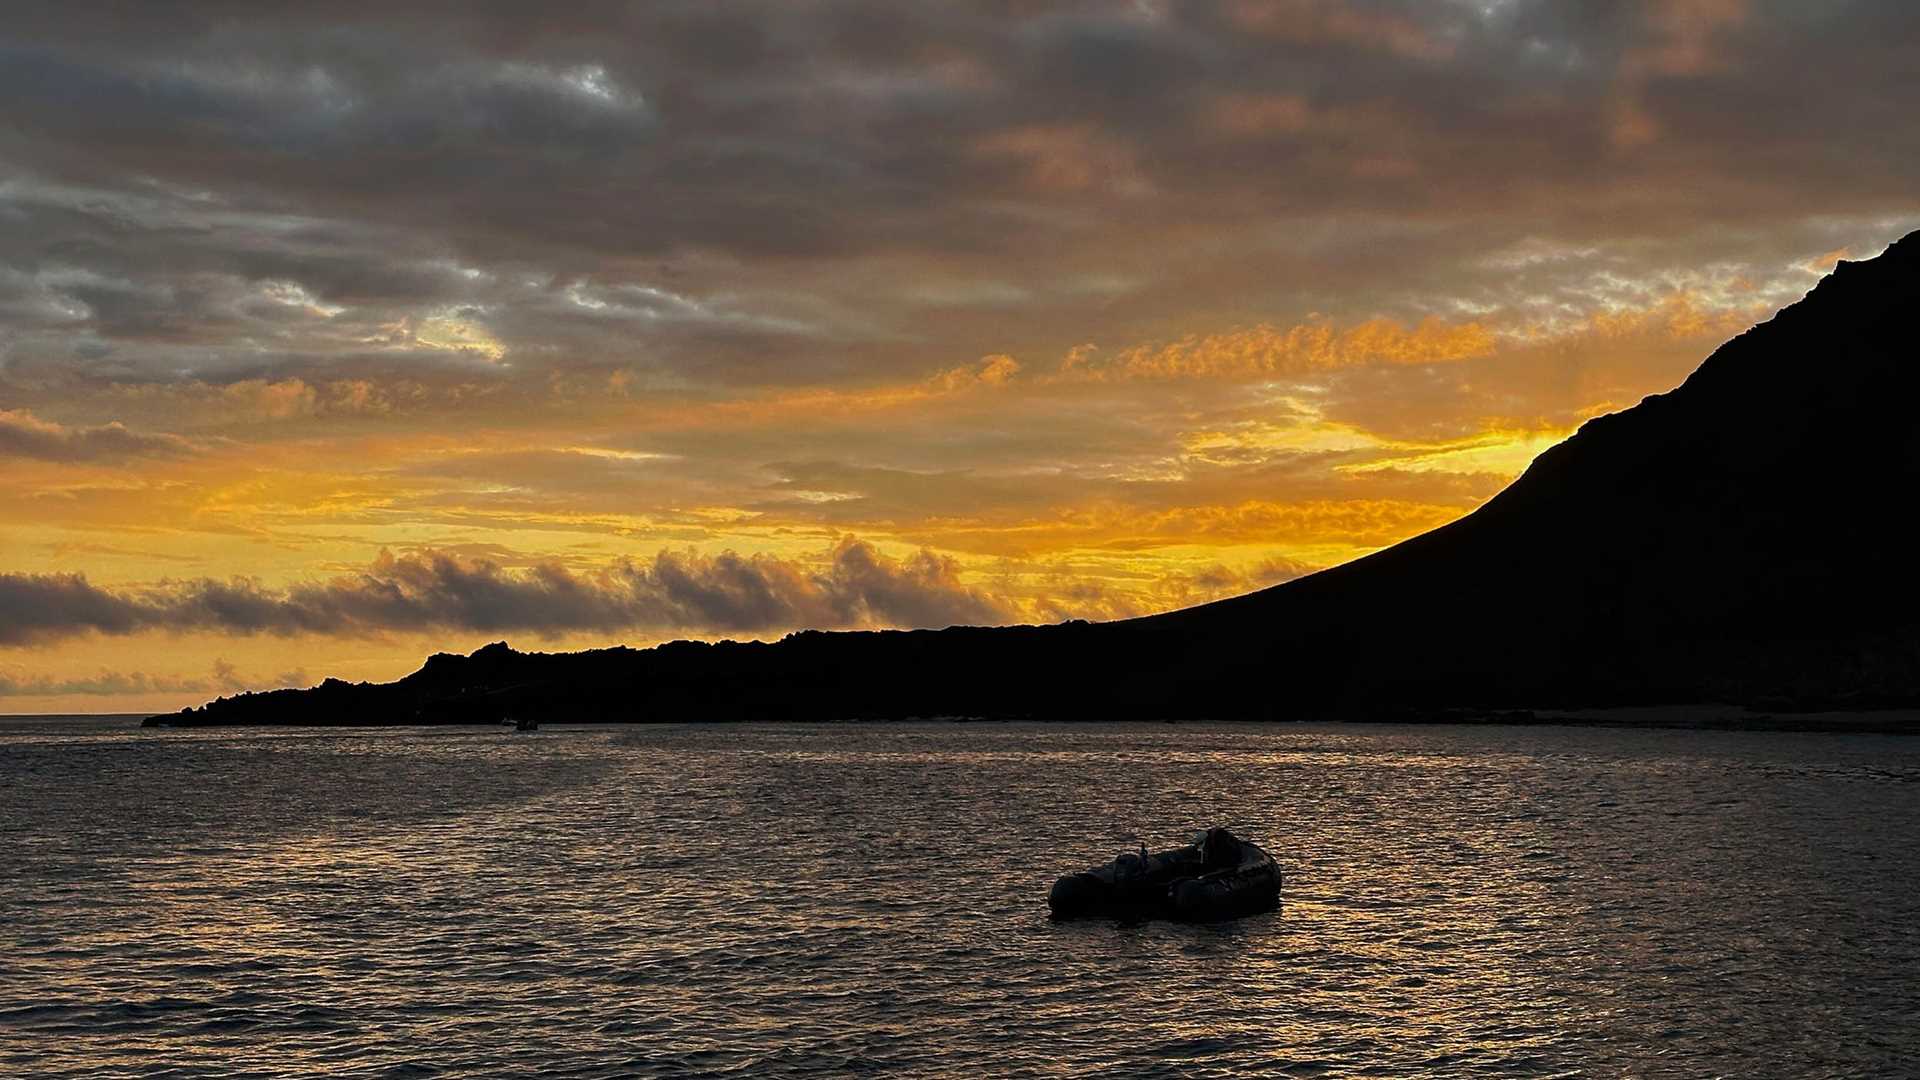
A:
[
  {"xmin": 0, "ymin": 571, "xmax": 150, "ymax": 642},
  {"xmin": 2, "ymin": 1, "xmax": 1915, "ymax": 399},
  {"xmin": 0, "ymin": 539, "xmax": 1015, "ymax": 646}
]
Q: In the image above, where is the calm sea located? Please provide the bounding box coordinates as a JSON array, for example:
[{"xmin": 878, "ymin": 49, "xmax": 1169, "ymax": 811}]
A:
[{"xmin": 3, "ymin": 717, "xmax": 1917, "ymax": 1078}]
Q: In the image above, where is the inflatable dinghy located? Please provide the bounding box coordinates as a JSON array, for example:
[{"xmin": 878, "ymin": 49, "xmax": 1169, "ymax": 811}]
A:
[{"xmin": 1048, "ymin": 827, "xmax": 1281, "ymax": 922}]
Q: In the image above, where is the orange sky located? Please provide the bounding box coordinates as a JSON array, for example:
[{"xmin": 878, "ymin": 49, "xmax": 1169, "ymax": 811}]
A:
[{"xmin": 4, "ymin": 2, "xmax": 1918, "ymax": 711}]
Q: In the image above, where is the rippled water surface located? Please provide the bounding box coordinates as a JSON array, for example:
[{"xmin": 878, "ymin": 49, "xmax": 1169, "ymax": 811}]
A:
[{"xmin": 4, "ymin": 718, "xmax": 1919, "ymax": 1078}]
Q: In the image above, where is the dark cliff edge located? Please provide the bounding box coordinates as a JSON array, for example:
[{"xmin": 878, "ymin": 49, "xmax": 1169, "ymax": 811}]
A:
[{"xmin": 148, "ymin": 233, "xmax": 1920, "ymax": 729}]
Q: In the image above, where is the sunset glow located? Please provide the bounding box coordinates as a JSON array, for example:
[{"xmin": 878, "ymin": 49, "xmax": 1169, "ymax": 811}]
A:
[{"xmin": 3, "ymin": 2, "xmax": 1917, "ymax": 711}]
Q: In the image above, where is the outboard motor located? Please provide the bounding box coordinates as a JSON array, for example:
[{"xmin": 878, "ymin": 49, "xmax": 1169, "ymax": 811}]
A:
[{"xmin": 1199, "ymin": 827, "xmax": 1243, "ymax": 870}]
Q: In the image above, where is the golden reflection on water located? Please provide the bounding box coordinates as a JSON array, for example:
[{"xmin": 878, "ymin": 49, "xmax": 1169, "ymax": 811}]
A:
[{"xmin": 3, "ymin": 720, "xmax": 1918, "ymax": 1077}]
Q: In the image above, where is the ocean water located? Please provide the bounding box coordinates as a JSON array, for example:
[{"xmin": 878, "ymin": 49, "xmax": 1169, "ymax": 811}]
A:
[{"xmin": 3, "ymin": 718, "xmax": 1917, "ymax": 1079}]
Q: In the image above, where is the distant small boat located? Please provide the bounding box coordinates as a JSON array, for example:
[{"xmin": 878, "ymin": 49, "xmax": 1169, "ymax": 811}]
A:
[
  {"xmin": 506, "ymin": 715, "xmax": 539, "ymax": 731},
  {"xmin": 1048, "ymin": 827, "xmax": 1280, "ymax": 923}
]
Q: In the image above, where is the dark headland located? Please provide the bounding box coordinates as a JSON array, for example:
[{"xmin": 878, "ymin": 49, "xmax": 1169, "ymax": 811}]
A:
[{"xmin": 150, "ymin": 233, "xmax": 1920, "ymax": 730}]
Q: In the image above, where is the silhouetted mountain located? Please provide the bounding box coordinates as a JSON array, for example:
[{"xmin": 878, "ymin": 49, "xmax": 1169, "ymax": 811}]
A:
[{"xmin": 152, "ymin": 233, "xmax": 1920, "ymax": 727}]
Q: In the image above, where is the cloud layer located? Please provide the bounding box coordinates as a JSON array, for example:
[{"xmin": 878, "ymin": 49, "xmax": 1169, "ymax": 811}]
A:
[
  {"xmin": 0, "ymin": 660, "xmax": 306, "ymax": 697},
  {"xmin": 0, "ymin": 540, "xmax": 1017, "ymax": 646},
  {"xmin": 3, "ymin": 1, "xmax": 1915, "ymax": 397},
  {"xmin": 0, "ymin": 409, "xmax": 194, "ymax": 461}
]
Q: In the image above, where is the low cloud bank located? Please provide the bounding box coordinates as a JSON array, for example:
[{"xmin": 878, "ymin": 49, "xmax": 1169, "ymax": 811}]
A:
[
  {"xmin": 0, "ymin": 539, "xmax": 1016, "ymax": 646},
  {"xmin": 0, "ymin": 660, "xmax": 308, "ymax": 697},
  {"xmin": 0, "ymin": 669, "xmax": 209, "ymax": 697}
]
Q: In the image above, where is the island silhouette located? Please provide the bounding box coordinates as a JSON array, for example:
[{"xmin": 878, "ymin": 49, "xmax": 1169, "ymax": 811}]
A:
[{"xmin": 150, "ymin": 232, "xmax": 1920, "ymax": 728}]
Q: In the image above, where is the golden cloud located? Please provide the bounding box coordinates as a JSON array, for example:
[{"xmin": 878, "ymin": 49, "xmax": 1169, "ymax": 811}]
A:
[
  {"xmin": 1059, "ymin": 317, "xmax": 1495, "ymax": 382},
  {"xmin": 912, "ymin": 497, "xmax": 1463, "ymax": 558},
  {"xmin": 0, "ymin": 409, "xmax": 197, "ymax": 462},
  {"xmin": 1513, "ymin": 290, "xmax": 1771, "ymax": 346}
]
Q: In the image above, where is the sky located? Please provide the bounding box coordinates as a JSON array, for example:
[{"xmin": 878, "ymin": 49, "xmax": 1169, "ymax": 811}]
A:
[{"xmin": 3, "ymin": 0, "xmax": 1919, "ymax": 713}]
